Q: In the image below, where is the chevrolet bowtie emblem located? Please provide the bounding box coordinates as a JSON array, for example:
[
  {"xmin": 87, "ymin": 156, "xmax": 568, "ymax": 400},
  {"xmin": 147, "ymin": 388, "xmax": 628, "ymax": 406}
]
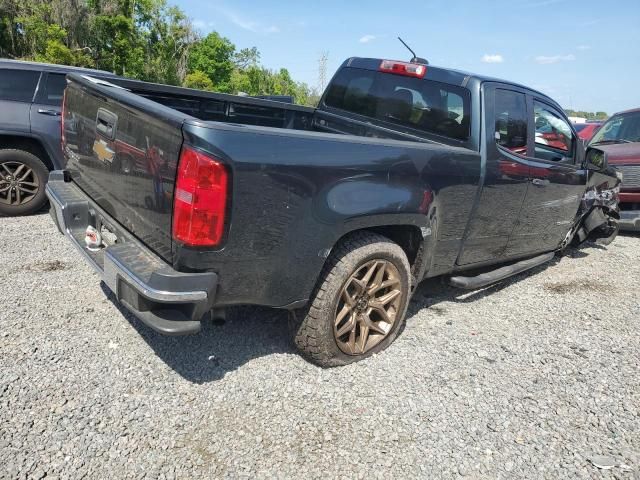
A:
[{"xmin": 93, "ymin": 139, "xmax": 115, "ymax": 163}]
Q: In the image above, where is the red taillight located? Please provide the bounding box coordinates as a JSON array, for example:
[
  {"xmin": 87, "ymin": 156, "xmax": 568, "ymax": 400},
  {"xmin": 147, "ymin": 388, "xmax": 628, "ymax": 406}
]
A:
[
  {"xmin": 379, "ymin": 60, "xmax": 427, "ymax": 78},
  {"xmin": 172, "ymin": 146, "xmax": 229, "ymax": 247}
]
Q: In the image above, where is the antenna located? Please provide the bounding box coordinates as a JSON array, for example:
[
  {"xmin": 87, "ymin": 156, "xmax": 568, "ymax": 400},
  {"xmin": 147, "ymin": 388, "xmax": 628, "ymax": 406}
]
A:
[{"xmin": 397, "ymin": 37, "xmax": 429, "ymax": 65}]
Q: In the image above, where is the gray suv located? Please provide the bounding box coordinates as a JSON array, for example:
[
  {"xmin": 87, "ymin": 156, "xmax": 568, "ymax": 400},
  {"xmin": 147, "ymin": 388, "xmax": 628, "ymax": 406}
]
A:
[{"xmin": 0, "ymin": 60, "xmax": 116, "ymax": 215}]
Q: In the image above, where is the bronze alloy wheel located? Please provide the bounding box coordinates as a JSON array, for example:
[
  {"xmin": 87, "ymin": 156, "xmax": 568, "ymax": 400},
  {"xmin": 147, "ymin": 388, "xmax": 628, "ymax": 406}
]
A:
[
  {"xmin": 334, "ymin": 259, "xmax": 402, "ymax": 355},
  {"xmin": 0, "ymin": 161, "xmax": 40, "ymax": 206},
  {"xmin": 290, "ymin": 231, "xmax": 410, "ymax": 367}
]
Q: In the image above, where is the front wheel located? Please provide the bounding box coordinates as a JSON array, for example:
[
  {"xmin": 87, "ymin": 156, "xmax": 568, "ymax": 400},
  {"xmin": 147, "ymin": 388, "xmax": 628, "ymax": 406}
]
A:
[
  {"xmin": 0, "ymin": 149, "xmax": 49, "ymax": 216},
  {"xmin": 290, "ymin": 231, "xmax": 412, "ymax": 367}
]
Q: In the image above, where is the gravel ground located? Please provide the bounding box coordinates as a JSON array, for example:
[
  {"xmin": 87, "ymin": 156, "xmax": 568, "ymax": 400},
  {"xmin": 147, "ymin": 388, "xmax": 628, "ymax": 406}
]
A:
[{"xmin": 1, "ymin": 212, "xmax": 639, "ymax": 479}]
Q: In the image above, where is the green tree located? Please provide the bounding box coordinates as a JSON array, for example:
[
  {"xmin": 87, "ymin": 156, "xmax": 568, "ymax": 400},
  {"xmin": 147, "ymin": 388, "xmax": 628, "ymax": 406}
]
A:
[
  {"xmin": 183, "ymin": 70, "xmax": 214, "ymax": 91},
  {"xmin": 234, "ymin": 46, "xmax": 260, "ymax": 69},
  {"xmin": 33, "ymin": 25, "xmax": 92, "ymax": 66},
  {"xmin": 187, "ymin": 32, "xmax": 235, "ymax": 91},
  {"xmin": 564, "ymin": 109, "xmax": 609, "ymax": 121},
  {"xmin": 0, "ymin": 1, "xmax": 315, "ymax": 104},
  {"xmin": 139, "ymin": 2, "xmax": 196, "ymax": 85},
  {"xmin": 91, "ymin": 8, "xmax": 144, "ymax": 77}
]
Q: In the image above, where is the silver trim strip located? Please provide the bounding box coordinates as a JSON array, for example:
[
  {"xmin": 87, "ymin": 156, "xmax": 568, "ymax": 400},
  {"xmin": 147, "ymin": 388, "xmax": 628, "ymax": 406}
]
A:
[{"xmin": 104, "ymin": 251, "xmax": 206, "ymax": 302}]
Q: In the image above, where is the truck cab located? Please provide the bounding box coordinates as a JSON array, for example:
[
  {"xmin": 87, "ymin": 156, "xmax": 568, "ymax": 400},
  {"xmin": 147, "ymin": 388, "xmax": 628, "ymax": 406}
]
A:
[{"xmin": 317, "ymin": 58, "xmax": 592, "ymax": 267}]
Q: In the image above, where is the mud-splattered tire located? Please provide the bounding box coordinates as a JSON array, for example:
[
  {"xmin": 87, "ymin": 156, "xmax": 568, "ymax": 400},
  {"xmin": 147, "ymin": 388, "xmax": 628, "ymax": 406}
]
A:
[{"xmin": 289, "ymin": 231, "xmax": 412, "ymax": 367}]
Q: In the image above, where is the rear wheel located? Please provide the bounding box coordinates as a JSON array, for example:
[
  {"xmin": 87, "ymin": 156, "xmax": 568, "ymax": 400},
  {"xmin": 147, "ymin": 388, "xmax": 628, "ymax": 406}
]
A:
[
  {"xmin": 0, "ymin": 149, "xmax": 49, "ymax": 216},
  {"xmin": 290, "ymin": 231, "xmax": 411, "ymax": 367}
]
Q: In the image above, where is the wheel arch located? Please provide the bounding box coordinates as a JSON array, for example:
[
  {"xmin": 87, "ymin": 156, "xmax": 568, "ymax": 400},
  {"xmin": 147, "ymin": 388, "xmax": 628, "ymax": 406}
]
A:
[
  {"xmin": 324, "ymin": 215, "xmax": 433, "ymax": 282},
  {"xmin": 0, "ymin": 134, "xmax": 54, "ymax": 170}
]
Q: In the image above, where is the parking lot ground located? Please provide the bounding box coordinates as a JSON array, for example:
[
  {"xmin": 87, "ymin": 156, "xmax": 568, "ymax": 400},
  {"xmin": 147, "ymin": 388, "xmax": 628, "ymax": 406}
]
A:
[{"xmin": 1, "ymin": 212, "xmax": 639, "ymax": 479}]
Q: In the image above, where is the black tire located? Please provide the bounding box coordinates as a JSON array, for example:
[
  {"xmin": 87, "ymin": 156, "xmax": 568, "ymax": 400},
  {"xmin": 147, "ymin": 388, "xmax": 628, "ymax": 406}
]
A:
[
  {"xmin": 290, "ymin": 231, "xmax": 412, "ymax": 367},
  {"xmin": 0, "ymin": 149, "xmax": 49, "ymax": 216}
]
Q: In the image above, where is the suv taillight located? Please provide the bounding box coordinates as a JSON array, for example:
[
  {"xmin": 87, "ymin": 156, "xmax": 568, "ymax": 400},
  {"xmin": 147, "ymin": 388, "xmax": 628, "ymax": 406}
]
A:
[
  {"xmin": 172, "ymin": 146, "xmax": 229, "ymax": 247},
  {"xmin": 379, "ymin": 60, "xmax": 427, "ymax": 78}
]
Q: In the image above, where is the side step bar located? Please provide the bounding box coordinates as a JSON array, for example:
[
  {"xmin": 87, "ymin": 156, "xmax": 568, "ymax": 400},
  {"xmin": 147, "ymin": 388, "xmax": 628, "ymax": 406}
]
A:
[{"xmin": 449, "ymin": 252, "xmax": 555, "ymax": 290}]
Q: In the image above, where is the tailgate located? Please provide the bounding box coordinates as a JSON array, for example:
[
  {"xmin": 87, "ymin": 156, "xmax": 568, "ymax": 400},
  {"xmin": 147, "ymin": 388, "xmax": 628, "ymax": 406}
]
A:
[{"xmin": 62, "ymin": 74, "xmax": 190, "ymax": 262}]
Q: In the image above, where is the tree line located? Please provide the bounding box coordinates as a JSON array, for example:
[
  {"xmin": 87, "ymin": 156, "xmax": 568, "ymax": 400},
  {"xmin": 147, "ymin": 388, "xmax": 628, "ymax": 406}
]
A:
[
  {"xmin": 563, "ymin": 110, "xmax": 609, "ymax": 121},
  {"xmin": 0, "ymin": 0, "xmax": 319, "ymax": 105}
]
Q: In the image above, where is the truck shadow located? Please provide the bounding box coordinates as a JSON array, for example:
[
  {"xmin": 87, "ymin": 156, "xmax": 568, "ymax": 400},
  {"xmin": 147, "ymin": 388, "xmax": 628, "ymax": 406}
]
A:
[
  {"xmin": 101, "ymin": 243, "xmax": 607, "ymax": 383},
  {"xmin": 101, "ymin": 284, "xmax": 294, "ymax": 383}
]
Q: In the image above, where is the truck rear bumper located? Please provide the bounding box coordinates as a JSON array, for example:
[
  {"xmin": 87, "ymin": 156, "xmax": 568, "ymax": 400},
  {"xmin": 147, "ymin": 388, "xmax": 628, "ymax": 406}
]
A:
[
  {"xmin": 619, "ymin": 210, "xmax": 640, "ymax": 232},
  {"xmin": 45, "ymin": 171, "xmax": 218, "ymax": 335}
]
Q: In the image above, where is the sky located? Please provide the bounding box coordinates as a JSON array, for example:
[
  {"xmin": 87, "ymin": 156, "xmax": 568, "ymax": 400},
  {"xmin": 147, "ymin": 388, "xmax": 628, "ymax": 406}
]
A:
[{"xmin": 177, "ymin": 0, "xmax": 640, "ymax": 114}]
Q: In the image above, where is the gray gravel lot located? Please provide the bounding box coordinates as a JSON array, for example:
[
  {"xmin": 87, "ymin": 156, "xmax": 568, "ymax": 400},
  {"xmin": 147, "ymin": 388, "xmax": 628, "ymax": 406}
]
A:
[{"xmin": 1, "ymin": 212, "xmax": 639, "ymax": 479}]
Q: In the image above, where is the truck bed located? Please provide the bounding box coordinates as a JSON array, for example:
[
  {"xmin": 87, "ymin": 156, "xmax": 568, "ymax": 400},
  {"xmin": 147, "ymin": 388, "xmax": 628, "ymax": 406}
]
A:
[{"xmin": 111, "ymin": 75, "xmax": 442, "ymax": 144}]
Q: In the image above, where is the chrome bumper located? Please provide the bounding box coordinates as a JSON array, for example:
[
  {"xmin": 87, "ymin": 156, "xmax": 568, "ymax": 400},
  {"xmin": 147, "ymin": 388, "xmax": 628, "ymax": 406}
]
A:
[
  {"xmin": 619, "ymin": 210, "xmax": 640, "ymax": 232},
  {"xmin": 45, "ymin": 171, "xmax": 217, "ymax": 335}
]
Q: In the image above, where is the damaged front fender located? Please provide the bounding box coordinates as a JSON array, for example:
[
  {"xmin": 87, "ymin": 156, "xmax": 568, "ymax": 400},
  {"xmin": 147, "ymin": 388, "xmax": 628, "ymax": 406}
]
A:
[{"xmin": 573, "ymin": 171, "xmax": 622, "ymax": 246}]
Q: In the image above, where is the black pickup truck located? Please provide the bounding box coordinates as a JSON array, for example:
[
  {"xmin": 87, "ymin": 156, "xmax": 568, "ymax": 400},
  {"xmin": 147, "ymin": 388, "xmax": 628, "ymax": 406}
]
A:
[{"xmin": 47, "ymin": 57, "xmax": 620, "ymax": 366}]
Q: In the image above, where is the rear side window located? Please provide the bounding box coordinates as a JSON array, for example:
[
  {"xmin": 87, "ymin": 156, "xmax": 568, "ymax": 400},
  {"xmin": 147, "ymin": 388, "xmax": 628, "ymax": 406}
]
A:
[
  {"xmin": 39, "ymin": 73, "xmax": 67, "ymax": 106},
  {"xmin": 0, "ymin": 69, "xmax": 40, "ymax": 102},
  {"xmin": 494, "ymin": 89, "xmax": 527, "ymax": 155},
  {"xmin": 324, "ymin": 67, "xmax": 471, "ymax": 141}
]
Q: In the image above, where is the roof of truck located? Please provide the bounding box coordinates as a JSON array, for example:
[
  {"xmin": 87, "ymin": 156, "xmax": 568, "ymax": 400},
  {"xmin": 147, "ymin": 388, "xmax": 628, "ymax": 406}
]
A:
[
  {"xmin": 0, "ymin": 58, "xmax": 116, "ymax": 76},
  {"xmin": 343, "ymin": 57, "xmax": 560, "ymax": 108}
]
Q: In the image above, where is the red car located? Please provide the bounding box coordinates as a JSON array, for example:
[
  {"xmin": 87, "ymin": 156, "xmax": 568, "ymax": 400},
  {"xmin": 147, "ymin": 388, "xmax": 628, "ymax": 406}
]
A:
[
  {"xmin": 575, "ymin": 121, "xmax": 603, "ymax": 141},
  {"xmin": 588, "ymin": 108, "xmax": 640, "ymax": 231}
]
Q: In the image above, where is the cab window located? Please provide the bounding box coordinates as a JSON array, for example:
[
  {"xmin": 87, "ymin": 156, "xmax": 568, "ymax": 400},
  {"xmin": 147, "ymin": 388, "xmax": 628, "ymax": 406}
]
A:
[
  {"xmin": 533, "ymin": 101, "xmax": 574, "ymax": 162},
  {"xmin": 323, "ymin": 67, "xmax": 471, "ymax": 141},
  {"xmin": 494, "ymin": 89, "xmax": 527, "ymax": 156}
]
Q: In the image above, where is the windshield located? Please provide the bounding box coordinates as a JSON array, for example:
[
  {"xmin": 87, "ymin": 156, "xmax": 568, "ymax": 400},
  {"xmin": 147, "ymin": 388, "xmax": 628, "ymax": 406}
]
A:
[{"xmin": 590, "ymin": 111, "xmax": 640, "ymax": 145}]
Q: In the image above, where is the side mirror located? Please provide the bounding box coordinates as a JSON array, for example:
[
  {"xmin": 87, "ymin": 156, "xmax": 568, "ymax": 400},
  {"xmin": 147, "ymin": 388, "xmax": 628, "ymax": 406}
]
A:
[{"xmin": 585, "ymin": 147, "xmax": 608, "ymax": 171}]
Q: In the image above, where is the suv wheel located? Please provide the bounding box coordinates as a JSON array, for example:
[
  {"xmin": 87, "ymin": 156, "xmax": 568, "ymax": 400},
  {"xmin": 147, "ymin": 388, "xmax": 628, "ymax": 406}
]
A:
[
  {"xmin": 290, "ymin": 231, "xmax": 411, "ymax": 367},
  {"xmin": 0, "ymin": 149, "xmax": 49, "ymax": 216}
]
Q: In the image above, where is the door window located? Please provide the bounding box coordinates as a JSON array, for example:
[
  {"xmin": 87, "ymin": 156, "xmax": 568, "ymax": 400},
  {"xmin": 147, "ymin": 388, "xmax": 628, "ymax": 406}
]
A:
[
  {"xmin": 39, "ymin": 73, "xmax": 67, "ymax": 106},
  {"xmin": 533, "ymin": 101, "xmax": 574, "ymax": 162},
  {"xmin": 0, "ymin": 69, "xmax": 40, "ymax": 102},
  {"xmin": 494, "ymin": 89, "xmax": 527, "ymax": 156}
]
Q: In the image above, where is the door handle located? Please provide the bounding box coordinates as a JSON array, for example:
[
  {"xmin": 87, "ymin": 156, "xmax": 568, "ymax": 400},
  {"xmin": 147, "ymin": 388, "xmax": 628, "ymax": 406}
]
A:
[
  {"xmin": 37, "ymin": 109, "xmax": 61, "ymax": 116},
  {"xmin": 531, "ymin": 178, "xmax": 550, "ymax": 187},
  {"xmin": 96, "ymin": 108, "xmax": 117, "ymax": 140}
]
